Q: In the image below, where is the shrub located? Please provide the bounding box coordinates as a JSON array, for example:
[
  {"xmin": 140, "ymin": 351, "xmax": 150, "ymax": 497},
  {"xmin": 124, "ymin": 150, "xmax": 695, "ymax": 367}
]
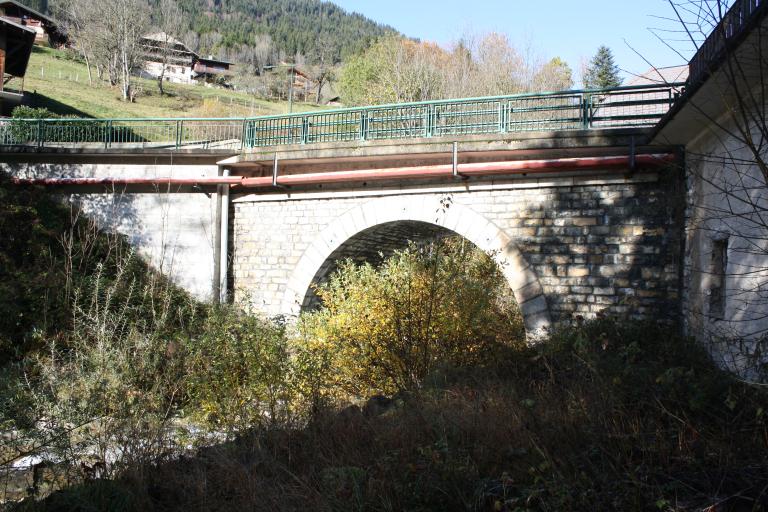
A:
[
  {"xmin": 295, "ymin": 236, "xmax": 526, "ymax": 400},
  {"xmin": 13, "ymin": 252, "xmax": 199, "ymax": 482},
  {"xmin": 25, "ymin": 318, "xmax": 768, "ymax": 511},
  {"xmin": 8, "ymin": 106, "xmax": 56, "ymax": 143},
  {"xmin": 8, "ymin": 106, "xmax": 136, "ymax": 145},
  {"xmin": 184, "ymin": 307, "xmax": 295, "ymax": 433}
]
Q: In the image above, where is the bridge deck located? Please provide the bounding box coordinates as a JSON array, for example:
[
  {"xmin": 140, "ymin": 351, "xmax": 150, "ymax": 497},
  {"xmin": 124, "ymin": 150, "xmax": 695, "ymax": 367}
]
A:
[{"xmin": 0, "ymin": 84, "xmax": 683, "ymax": 153}]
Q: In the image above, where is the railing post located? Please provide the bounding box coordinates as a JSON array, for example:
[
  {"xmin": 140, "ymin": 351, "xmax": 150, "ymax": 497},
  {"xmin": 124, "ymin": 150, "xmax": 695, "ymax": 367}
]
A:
[
  {"xmin": 105, "ymin": 120, "xmax": 112, "ymax": 149},
  {"xmin": 240, "ymin": 119, "xmax": 247, "ymax": 150},
  {"xmin": 301, "ymin": 116, "xmax": 309, "ymax": 144},
  {"xmin": 498, "ymin": 101, "xmax": 508, "ymax": 133},
  {"xmin": 582, "ymin": 94, "xmax": 591, "ymax": 129},
  {"xmin": 175, "ymin": 120, "xmax": 183, "ymax": 149},
  {"xmin": 246, "ymin": 120, "xmax": 256, "ymax": 148},
  {"xmin": 36, "ymin": 119, "xmax": 43, "ymax": 149},
  {"xmin": 424, "ymin": 105, "xmax": 433, "ymax": 138},
  {"xmin": 361, "ymin": 111, "xmax": 370, "ymax": 140}
]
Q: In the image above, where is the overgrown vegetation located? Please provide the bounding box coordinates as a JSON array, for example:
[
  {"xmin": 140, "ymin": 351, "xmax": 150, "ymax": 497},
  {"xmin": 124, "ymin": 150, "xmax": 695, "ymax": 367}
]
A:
[
  {"xmin": 297, "ymin": 238, "xmax": 525, "ymax": 400},
  {"xmin": 0, "ymin": 174, "xmax": 192, "ymax": 362},
  {"xmin": 1, "ymin": 179, "xmax": 767, "ymax": 510},
  {"xmin": 9, "ymin": 319, "xmax": 768, "ymax": 511}
]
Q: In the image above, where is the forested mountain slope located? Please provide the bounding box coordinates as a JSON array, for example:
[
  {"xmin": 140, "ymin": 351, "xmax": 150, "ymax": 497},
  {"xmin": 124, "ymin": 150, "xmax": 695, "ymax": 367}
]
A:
[
  {"xmin": 177, "ymin": 0, "xmax": 398, "ymax": 62},
  {"xmin": 18, "ymin": 0, "xmax": 398, "ymax": 64}
]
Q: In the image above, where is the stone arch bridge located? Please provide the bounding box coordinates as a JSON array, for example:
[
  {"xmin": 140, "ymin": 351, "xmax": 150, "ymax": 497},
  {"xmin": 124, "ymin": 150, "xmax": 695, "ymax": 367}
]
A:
[{"xmin": 1, "ymin": 84, "xmax": 685, "ymax": 337}]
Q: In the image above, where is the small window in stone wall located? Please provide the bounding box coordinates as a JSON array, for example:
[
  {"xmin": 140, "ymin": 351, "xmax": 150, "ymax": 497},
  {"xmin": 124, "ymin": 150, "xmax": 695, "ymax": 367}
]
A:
[{"xmin": 710, "ymin": 237, "xmax": 728, "ymax": 320}]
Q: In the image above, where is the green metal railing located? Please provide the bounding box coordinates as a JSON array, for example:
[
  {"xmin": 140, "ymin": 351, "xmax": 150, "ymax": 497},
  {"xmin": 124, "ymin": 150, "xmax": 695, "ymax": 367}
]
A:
[
  {"xmin": 0, "ymin": 117, "xmax": 247, "ymax": 150},
  {"xmin": 0, "ymin": 83, "xmax": 684, "ymax": 151}
]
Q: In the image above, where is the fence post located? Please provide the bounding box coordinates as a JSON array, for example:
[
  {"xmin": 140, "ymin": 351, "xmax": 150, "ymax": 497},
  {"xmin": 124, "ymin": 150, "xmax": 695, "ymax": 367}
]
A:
[
  {"xmin": 582, "ymin": 94, "xmax": 591, "ymax": 129},
  {"xmin": 424, "ymin": 105, "xmax": 433, "ymax": 137}
]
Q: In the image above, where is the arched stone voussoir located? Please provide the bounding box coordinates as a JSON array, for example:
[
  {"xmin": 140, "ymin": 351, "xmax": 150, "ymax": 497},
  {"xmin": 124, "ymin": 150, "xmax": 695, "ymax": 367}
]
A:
[{"xmin": 281, "ymin": 196, "xmax": 553, "ymax": 337}]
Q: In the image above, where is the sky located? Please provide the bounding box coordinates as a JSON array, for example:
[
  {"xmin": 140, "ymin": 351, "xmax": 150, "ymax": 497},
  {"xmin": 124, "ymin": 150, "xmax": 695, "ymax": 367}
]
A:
[{"xmin": 331, "ymin": 0, "xmax": 695, "ymax": 83}]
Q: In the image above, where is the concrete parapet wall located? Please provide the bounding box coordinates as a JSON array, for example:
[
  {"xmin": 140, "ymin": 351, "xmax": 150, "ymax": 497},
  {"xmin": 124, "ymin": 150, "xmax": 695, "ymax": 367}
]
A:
[{"xmin": 2, "ymin": 160, "xmax": 219, "ymax": 300}]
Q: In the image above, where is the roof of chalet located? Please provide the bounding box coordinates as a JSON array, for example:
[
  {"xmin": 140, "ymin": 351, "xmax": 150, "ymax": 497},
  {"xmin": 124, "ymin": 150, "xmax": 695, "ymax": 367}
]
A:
[
  {"xmin": 0, "ymin": 0, "xmax": 55, "ymax": 24},
  {"xmin": 0, "ymin": 16, "xmax": 36, "ymax": 76},
  {"xmin": 196, "ymin": 55, "xmax": 233, "ymax": 65},
  {"xmin": 141, "ymin": 32, "xmax": 197, "ymax": 54},
  {"xmin": 628, "ymin": 65, "xmax": 689, "ymax": 87}
]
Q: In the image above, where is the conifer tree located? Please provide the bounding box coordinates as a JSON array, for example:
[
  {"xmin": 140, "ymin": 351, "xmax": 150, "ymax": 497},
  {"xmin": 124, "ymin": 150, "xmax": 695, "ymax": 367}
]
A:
[{"xmin": 583, "ymin": 45, "xmax": 622, "ymax": 89}]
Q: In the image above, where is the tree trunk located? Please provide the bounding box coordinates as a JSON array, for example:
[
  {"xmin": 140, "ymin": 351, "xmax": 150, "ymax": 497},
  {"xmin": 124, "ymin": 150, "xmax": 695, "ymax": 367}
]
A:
[
  {"xmin": 158, "ymin": 41, "xmax": 168, "ymax": 95},
  {"xmin": 316, "ymin": 79, "xmax": 324, "ymax": 104},
  {"xmin": 82, "ymin": 50, "xmax": 93, "ymax": 86},
  {"xmin": 121, "ymin": 48, "xmax": 131, "ymax": 101}
]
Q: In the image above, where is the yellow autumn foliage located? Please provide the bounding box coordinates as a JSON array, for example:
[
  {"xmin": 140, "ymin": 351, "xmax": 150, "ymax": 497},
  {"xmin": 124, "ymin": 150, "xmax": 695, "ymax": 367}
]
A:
[{"xmin": 294, "ymin": 237, "xmax": 526, "ymax": 402}]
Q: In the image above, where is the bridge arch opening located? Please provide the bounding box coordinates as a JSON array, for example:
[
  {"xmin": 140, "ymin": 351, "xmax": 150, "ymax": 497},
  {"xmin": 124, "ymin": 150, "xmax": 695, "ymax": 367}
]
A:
[
  {"xmin": 301, "ymin": 220, "xmax": 465, "ymax": 310},
  {"xmin": 281, "ymin": 197, "xmax": 552, "ymax": 337}
]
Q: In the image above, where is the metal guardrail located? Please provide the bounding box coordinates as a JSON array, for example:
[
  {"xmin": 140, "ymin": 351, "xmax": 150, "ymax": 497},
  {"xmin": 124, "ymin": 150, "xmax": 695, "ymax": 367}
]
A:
[
  {"xmin": 0, "ymin": 83, "xmax": 684, "ymax": 151},
  {"xmin": 0, "ymin": 117, "xmax": 247, "ymax": 150},
  {"xmin": 689, "ymin": 0, "xmax": 766, "ymax": 85}
]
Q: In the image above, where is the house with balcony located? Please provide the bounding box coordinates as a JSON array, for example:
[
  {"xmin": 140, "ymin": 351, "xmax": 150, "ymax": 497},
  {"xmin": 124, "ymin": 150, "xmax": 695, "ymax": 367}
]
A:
[
  {"xmin": 139, "ymin": 32, "xmax": 197, "ymax": 85},
  {"xmin": 140, "ymin": 33, "xmax": 234, "ymax": 86},
  {"xmin": 193, "ymin": 55, "xmax": 233, "ymax": 85}
]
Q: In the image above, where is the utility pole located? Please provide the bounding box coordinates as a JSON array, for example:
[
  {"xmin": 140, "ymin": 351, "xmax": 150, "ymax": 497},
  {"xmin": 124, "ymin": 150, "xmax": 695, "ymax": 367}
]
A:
[
  {"xmin": 288, "ymin": 65, "xmax": 295, "ymax": 113},
  {"xmin": 264, "ymin": 63, "xmax": 296, "ymax": 113}
]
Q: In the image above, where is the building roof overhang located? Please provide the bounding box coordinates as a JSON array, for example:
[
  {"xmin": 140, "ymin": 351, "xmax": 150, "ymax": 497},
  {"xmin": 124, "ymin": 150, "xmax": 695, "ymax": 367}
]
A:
[
  {"xmin": 651, "ymin": 1, "xmax": 768, "ymax": 146},
  {"xmin": 0, "ymin": 16, "xmax": 36, "ymax": 76},
  {"xmin": 0, "ymin": 0, "xmax": 55, "ymax": 25}
]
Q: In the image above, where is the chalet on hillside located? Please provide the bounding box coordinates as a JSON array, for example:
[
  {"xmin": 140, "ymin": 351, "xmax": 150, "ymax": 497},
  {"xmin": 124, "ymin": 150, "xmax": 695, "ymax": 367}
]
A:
[
  {"xmin": 140, "ymin": 33, "xmax": 234, "ymax": 86},
  {"xmin": 289, "ymin": 66, "xmax": 318, "ymax": 101},
  {"xmin": 139, "ymin": 32, "xmax": 197, "ymax": 84},
  {"xmin": 264, "ymin": 64, "xmax": 322, "ymax": 102},
  {"xmin": 193, "ymin": 56, "xmax": 233, "ymax": 82},
  {"xmin": 0, "ymin": 16, "xmax": 35, "ymax": 115},
  {"xmin": 0, "ymin": 0, "xmax": 65, "ymax": 47}
]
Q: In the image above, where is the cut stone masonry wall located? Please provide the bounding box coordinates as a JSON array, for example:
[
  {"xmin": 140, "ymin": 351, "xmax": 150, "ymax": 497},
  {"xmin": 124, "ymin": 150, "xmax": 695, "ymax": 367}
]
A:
[{"xmin": 231, "ymin": 169, "xmax": 683, "ymax": 332}]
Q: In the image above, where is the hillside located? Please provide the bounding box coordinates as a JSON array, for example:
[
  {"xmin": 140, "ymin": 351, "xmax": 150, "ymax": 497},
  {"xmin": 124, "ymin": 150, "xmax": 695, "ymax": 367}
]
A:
[
  {"xmin": 6, "ymin": 47, "xmax": 327, "ymax": 119},
  {"xmin": 176, "ymin": 0, "xmax": 399, "ymax": 62},
  {"xmin": 17, "ymin": 0, "xmax": 398, "ymax": 65}
]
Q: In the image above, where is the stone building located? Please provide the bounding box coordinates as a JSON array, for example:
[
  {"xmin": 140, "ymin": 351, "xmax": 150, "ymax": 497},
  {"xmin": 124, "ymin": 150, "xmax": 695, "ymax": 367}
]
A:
[{"xmin": 652, "ymin": 0, "xmax": 768, "ymax": 377}]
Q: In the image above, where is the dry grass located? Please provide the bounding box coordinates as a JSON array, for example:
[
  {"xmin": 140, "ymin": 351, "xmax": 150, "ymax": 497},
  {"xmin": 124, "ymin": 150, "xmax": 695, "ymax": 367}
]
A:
[{"xmin": 18, "ymin": 319, "xmax": 768, "ymax": 512}]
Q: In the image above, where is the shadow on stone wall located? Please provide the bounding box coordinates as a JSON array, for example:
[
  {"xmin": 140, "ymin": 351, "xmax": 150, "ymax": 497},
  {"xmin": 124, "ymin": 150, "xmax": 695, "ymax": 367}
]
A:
[{"xmin": 291, "ymin": 170, "xmax": 684, "ymax": 327}]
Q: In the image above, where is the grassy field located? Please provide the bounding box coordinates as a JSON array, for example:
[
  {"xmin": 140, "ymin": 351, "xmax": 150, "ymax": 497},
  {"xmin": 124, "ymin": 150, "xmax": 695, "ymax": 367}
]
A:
[{"xmin": 5, "ymin": 47, "xmax": 327, "ymax": 119}]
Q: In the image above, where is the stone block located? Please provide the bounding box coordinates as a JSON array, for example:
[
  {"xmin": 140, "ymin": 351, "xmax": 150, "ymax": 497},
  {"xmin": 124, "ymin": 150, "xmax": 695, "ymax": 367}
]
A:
[{"xmin": 568, "ymin": 266, "xmax": 590, "ymax": 277}]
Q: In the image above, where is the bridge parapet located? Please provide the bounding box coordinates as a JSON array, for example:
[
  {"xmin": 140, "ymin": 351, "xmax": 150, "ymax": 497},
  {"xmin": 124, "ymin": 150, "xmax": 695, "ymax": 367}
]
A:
[{"xmin": 0, "ymin": 84, "xmax": 683, "ymax": 153}]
